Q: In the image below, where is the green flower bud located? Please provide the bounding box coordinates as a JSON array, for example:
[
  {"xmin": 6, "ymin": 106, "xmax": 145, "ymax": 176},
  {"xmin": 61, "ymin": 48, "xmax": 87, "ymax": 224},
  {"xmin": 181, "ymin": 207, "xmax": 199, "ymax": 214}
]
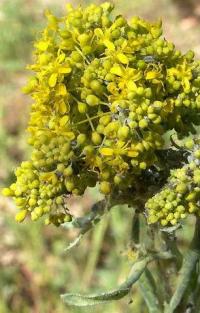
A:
[
  {"xmin": 100, "ymin": 181, "xmax": 111, "ymax": 194},
  {"xmin": 86, "ymin": 95, "xmax": 100, "ymax": 106}
]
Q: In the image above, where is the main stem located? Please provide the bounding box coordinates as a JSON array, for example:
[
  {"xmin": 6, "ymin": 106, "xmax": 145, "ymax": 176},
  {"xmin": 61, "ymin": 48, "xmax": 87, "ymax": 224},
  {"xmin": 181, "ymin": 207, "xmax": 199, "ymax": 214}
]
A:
[{"xmin": 165, "ymin": 217, "xmax": 200, "ymax": 313}]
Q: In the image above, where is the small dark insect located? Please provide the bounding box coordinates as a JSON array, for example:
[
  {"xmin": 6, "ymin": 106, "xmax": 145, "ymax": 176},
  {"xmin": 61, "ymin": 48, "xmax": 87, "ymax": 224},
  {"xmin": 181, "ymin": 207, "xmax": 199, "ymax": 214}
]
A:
[
  {"xmin": 143, "ymin": 55, "xmax": 157, "ymax": 63},
  {"xmin": 56, "ymin": 171, "xmax": 63, "ymax": 178},
  {"xmin": 141, "ymin": 166, "xmax": 164, "ymax": 186}
]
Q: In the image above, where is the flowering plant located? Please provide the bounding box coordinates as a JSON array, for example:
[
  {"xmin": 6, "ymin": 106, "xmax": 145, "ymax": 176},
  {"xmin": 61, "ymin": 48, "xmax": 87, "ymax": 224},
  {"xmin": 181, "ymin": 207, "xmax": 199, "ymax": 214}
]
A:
[{"xmin": 3, "ymin": 3, "xmax": 200, "ymax": 312}]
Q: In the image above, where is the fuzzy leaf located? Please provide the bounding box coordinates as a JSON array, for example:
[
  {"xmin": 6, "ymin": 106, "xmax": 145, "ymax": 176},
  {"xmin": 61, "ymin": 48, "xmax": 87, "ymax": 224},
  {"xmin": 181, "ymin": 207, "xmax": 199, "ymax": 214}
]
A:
[
  {"xmin": 62, "ymin": 200, "xmax": 107, "ymax": 251},
  {"xmin": 61, "ymin": 288, "xmax": 129, "ymax": 306},
  {"xmin": 64, "ymin": 234, "xmax": 83, "ymax": 252},
  {"xmin": 61, "ymin": 257, "xmax": 149, "ymax": 306}
]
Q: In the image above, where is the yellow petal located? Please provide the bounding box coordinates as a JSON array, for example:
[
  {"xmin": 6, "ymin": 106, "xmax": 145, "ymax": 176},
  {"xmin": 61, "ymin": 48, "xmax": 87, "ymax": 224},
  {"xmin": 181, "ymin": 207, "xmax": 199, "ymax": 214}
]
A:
[
  {"xmin": 58, "ymin": 67, "xmax": 72, "ymax": 74},
  {"xmin": 183, "ymin": 78, "xmax": 190, "ymax": 92},
  {"xmin": 45, "ymin": 10, "xmax": 58, "ymax": 30},
  {"xmin": 94, "ymin": 156, "xmax": 103, "ymax": 168},
  {"xmin": 60, "ymin": 115, "xmax": 69, "ymax": 126},
  {"xmin": 51, "ymin": 173, "xmax": 58, "ymax": 185},
  {"xmin": 35, "ymin": 41, "xmax": 49, "ymax": 51},
  {"xmin": 167, "ymin": 68, "xmax": 179, "ymax": 76},
  {"xmin": 56, "ymin": 84, "xmax": 67, "ymax": 96},
  {"xmin": 39, "ymin": 54, "xmax": 50, "ymax": 65},
  {"xmin": 57, "ymin": 53, "xmax": 66, "ymax": 63},
  {"xmin": 117, "ymin": 53, "xmax": 129, "ymax": 64},
  {"xmin": 60, "ymin": 39, "xmax": 74, "ymax": 51},
  {"xmin": 48, "ymin": 73, "xmax": 58, "ymax": 87},
  {"xmin": 40, "ymin": 172, "xmax": 53, "ymax": 181},
  {"xmin": 94, "ymin": 28, "xmax": 104, "ymax": 37},
  {"xmin": 116, "ymin": 140, "xmax": 126, "ymax": 148},
  {"xmin": 127, "ymin": 80, "xmax": 137, "ymax": 91},
  {"xmin": 146, "ymin": 71, "xmax": 158, "ymax": 80},
  {"xmin": 103, "ymin": 39, "xmax": 115, "ymax": 51},
  {"xmin": 43, "ymin": 173, "xmax": 58, "ymax": 184},
  {"xmin": 127, "ymin": 150, "xmax": 139, "ymax": 157},
  {"xmin": 121, "ymin": 40, "xmax": 128, "ymax": 50},
  {"xmin": 65, "ymin": 132, "xmax": 75, "ymax": 140},
  {"xmin": 110, "ymin": 65, "xmax": 123, "ymax": 76},
  {"xmin": 99, "ymin": 147, "xmax": 114, "ymax": 156},
  {"xmin": 60, "ymin": 100, "xmax": 69, "ymax": 114}
]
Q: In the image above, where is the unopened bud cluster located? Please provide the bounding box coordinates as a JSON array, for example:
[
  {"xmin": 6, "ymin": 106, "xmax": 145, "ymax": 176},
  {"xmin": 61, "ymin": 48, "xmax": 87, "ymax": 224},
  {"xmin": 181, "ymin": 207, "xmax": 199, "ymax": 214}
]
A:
[
  {"xmin": 2, "ymin": 2, "xmax": 200, "ymax": 225},
  {"xmin": 146, "ymin": 140, "xmax": 200, "ymax": 226}
]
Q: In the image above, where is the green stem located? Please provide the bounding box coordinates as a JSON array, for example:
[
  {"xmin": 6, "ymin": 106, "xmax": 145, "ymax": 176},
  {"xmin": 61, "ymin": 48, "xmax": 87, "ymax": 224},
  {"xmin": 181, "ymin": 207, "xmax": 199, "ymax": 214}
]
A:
[
  {"xmin": 164, "ymin": 217, "xmax": 200, "ymax": 313},
  {"xmin": 183, "ymin": 267, "xmax": 199, "ymax": 313},
  {"xmin": 139, "ymin": 269, "xmax": 162, "ymax": 313},
  {"xmin": 193, "ymin": 276, "xmax": 200, "ymax": 313},
  {"xmin": 82, "ymin": 215, "xmax": 109, "ymax": 287},
  {"xmin": 73, "ymin": 112, "xmax": 112, "ymax": 126},
  {"xmin": 162, "ymin": 232, "xmax": 182, "ymax": 270},
  {"xmin": 131, "ymin": 209, "xmax": 140, "ymax": 244},
  {"xmin": 156, "ymin": 259, "xmax": 171, "ymax": 304}
]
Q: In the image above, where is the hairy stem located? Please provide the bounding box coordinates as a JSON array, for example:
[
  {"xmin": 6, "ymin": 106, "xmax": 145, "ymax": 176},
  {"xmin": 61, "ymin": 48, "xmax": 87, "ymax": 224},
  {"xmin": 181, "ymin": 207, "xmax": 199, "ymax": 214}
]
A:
[
  {"xmin": 139, "ymin": 269, "xmax": 162, "ymax": 313},
  {"xmin": 131, "ymin": 209, "xmax": 140, "ymax": 244},
  {"xmin": 193, "ymin": 276, "xmax": 200, "ymax": 313},
  {"xmin": 82, "ymin": 215, "xmax": 109, "ymax": 287},
  {"xmin": 164, "ymin": 217, "xmax": 200, "ymax": 313},
  {"xmin": 162, "ymin": 232, "xmax": 182, "ymax": 270}
]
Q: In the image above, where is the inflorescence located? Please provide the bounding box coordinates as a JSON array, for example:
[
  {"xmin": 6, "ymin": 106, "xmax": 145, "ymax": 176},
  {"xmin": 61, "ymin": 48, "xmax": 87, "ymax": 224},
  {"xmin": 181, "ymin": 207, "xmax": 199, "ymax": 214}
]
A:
[
  {"xmin": 146, "ymin": 140, "xmax": 200, "ymax": 226},
  {"xmin": 2, "ymin": 2, "xmax": 200, "ymax": 226}
]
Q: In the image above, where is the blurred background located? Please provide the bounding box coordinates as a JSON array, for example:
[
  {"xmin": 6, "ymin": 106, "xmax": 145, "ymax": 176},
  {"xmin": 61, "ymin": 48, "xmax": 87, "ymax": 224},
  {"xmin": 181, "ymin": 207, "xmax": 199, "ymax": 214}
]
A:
[{"xmin": 1, "ymin": 0, "xmax": 200, "ymax": 312}]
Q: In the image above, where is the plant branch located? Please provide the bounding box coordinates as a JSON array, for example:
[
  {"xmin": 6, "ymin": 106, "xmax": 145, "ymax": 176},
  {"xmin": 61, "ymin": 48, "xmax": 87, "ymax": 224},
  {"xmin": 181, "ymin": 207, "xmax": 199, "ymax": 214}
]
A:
[
  {"xmin": 82, "ymin": 215, "xmax": 109, "ymax": 287},
  {"xmin": 162, "ymin": 231, "xmax": 182, "ymax": 270},
  {"xmin": 61, "ymin": 256, "xmax": 150, "ymax": 306},
  {"xmin": 131, "ymin": 209, "xmax": 140, "ymax": 244},
  {"xmin": 164, "ymin": 217, "xmax": 200, "ymax": 313},
  {"xmin": 139, "ymin": 269, "xmax": 162, "ymax": 313}
]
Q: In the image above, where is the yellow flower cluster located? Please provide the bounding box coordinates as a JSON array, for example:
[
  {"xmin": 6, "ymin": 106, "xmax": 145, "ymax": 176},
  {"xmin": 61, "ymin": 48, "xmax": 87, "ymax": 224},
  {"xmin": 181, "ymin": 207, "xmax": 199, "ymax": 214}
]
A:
[
  {"xmin": 3, "ymin": 2, "xmax": 200, "ymax": 225},
  {"xmin": 146, "ymin": 140, "xmax": 200, "ymax": 226}
]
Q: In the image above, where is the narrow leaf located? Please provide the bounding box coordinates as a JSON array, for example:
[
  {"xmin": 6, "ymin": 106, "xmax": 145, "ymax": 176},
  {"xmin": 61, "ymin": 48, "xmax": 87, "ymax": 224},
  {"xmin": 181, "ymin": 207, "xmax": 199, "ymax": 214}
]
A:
[
  {"xmin": 62, "ymin": 200, "xmax": 107, "ymax": 251},
  {"xmin": 61, "ymin": 288, "xmax": 129, "ymax": 306},
  {"xmin": 164, "ymin": 218, "xmax": 200, "ymax": 313},
  {"xmin": 64, "ymin": 234, "xmax": 83, "ymax": 252},
  {"xmin": 61, "ymin": 257, "xmax": 149, "ymax": 306},
  {"xmin": 139, "ymin": 269, "xmax": 162, "ymax": 313}
]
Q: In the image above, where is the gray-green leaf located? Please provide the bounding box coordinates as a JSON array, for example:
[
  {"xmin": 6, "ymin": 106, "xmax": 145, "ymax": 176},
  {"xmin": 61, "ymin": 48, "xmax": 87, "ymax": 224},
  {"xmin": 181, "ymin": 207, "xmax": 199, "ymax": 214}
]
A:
[{"xmin": 61, "ymin": 257, "xmax": 149, "ymax": 306}]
